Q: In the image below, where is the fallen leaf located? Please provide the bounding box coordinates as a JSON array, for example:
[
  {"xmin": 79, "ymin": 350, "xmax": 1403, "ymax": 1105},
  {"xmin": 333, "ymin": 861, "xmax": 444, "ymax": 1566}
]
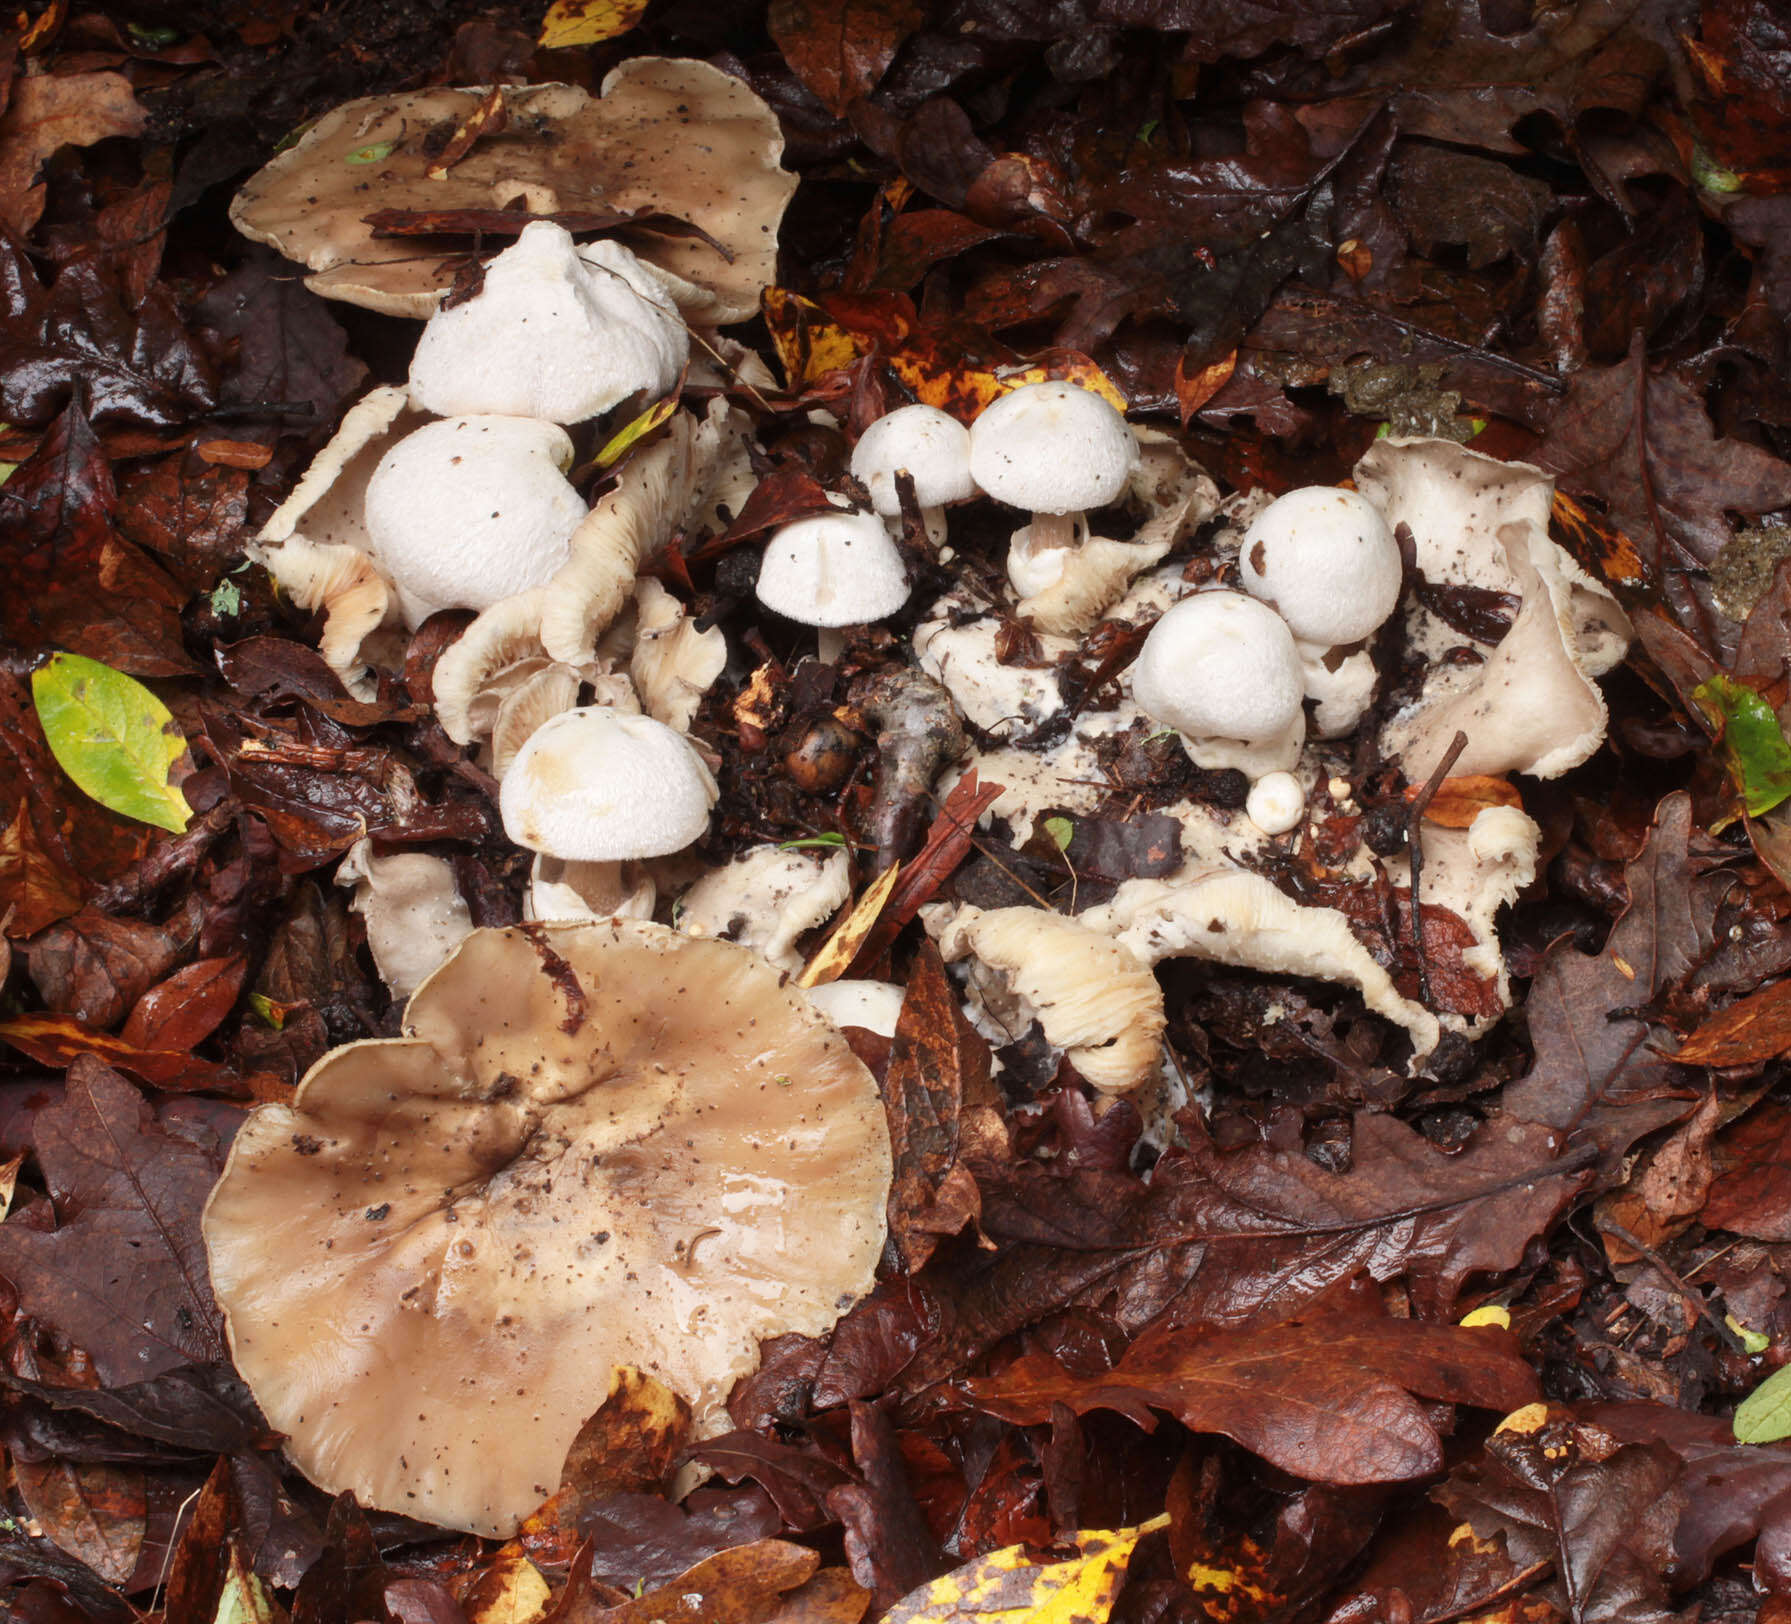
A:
[
  {"xmin": 1671, "ymin": 979, "xmax": 1791, "ymax": 1066},
  {"xmin": 965, "ymin": 1316, "xmax": 1537, "ymax": 1485},
  {"xmin": 538, "ymin": 0, "xmax": 650, "ymax": 48},
  {"xmin": 120, "ymin": 955, "xmax": 249, "ymax": 1051},
  {"xmin": 1705, "ymin": 1103, "xmax": 1791, "ymax": 1239},
  {"xmin": 596, "ymin": 395, "xmax": 679, "ymax": 468},
  {"xmin": 1693, "ymin": 673, "xmax": 1791, "ymax": 822},
  {"xmin": 0, "ymin": 1010, "xmax": 228, "ymax": 1090},
  {"xmin": 571, "ymin": 1539, "xmax": 821, "ymax": 1624},
  {"xmin": 827, "ymin": 1400, "xmax": 945, "ymax": 1611},
  {"xmin": 31, "ymin": 653, "xmax": 192, "ymax": 835},
  {"xmin": 0, "ymin": 1056, "xmax": 225, "ymax": 1382},
  {"xmin": 465, "ymin": 1548, "xmax": 553, "ymax": 1624},
  {"xmin": 1409, "ymin": 775, "xmax": 1525, "ymax": 828},
  {"xmin": 0, "ymin": 799, "xmax": 85, "ymax": 936},
  {"xmin": 0, "ymin": 71, "xmax": 145, "ymax": 235},
  {"xmin": 560, "ymin": 1366, "xmax": 692, "ymax": 1498},
  {"xmin": 882, "ymin": 1513, "xmax": 1167, "ymax": 1624},
  {"xmin": 161, "ymin": 1458, "xmax": 236, "ymax": 1624},
  {"xmin": 1736, "ymin": 1366, "xmax": 1791, "ymax": 1444},
  {"xmin": 12, "ymin": 1457, "xmax": 146, "ymax": 1586},
  {"xmin": 799, "ymin": 863, "xmax": 902, "ymax": 989},
  {"xmin": 767, "ymin": 0, "xmax": 926, "ymax": 116}
]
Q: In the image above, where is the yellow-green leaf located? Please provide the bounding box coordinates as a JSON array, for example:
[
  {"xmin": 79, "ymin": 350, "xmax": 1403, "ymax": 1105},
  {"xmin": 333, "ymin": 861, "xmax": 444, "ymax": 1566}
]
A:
[
  {"xmin": 538, "ymin": 0, "xmax": 649, "ymax": 48},
  {"xmin": 31, "ymin": 654, "xmax": 192, "ymax": 834},
  {"xmin": 884, "ymin": 1515, "xmax": 1168, "ymax": 1624},
  {"xmin": 346, "ymin": 137, "xmax": 399, "ymax": 165},
  {"xmin": 213, "ymin": 1542, "xmax": 280, "ymax": 1624},
  {"xmin": 1694, "ymin": 673, "xmax": 1791, "ymax": 823},
  {"xmin": 596, "ymin": 394, "xmax": 679, "ymax": 468},
  {"xmin": 1736, "ymin": 1363, "xmax": 1791, "ymax": 1442}
]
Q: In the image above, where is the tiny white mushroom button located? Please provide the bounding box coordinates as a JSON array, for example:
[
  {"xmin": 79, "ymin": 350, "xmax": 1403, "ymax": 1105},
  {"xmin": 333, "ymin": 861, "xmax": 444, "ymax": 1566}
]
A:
[
  {"xmin": 500, "ymin": 707, "xmax": 718, "ymax": 861},
  {"xmin": 1246, "ymin": 772, "xmax": 1305, "ymax": 836},
  {"xmin": 1238, "ymin": 486, "xmax": 1403, "ymax": 645}
]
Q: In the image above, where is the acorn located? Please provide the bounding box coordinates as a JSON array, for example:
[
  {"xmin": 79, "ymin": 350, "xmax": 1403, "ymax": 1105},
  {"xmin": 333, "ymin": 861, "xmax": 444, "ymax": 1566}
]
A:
[{"xmin": 783, "ymin": 711, "xmax": 859, "ymax": 793}]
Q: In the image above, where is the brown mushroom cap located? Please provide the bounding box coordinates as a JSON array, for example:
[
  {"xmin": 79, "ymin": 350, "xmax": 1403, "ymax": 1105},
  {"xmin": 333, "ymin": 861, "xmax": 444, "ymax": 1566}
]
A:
[
  {"xmin": 230, "ymin": 60, "xmax": 795, "ymax": 324},
  {"xmin": 202, "ymin": 920, "xmax": 891, "ymax": 1538}
]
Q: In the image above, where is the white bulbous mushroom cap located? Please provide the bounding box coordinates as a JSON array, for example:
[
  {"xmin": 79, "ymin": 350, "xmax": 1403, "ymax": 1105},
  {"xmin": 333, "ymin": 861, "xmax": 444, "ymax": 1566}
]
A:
[
  {"xmin": 850, "ymin": 405, "xmax": 977, "ymax": 516},
  {"xmin": 1131, "ymin": 591, "xmax": 1305, "ymax": 745},
  {"xmin": 364, "ymin": 415, "xmax": 585, "ymax": 626},
  {"xmin": 1238, "ymin": 486, "xmax": 1402, "ymax": 646},
  {"xmin": 1245, "ymin": 772, "xmax": 1305, "ymax": 836},
  {"xmin": 968, "ymin": 381, "xmax": 1138, "ymax": 515},
  {"xmin": 408, "ymin": 223, "xmax": 688, "ymax": 424},
  {"xmin": 501, "ymin": 706, "xmax": 717, "ymax": 861},
  {"xmin": 756, "ymin": 511, "xmax": 910, "ymax": 627}
]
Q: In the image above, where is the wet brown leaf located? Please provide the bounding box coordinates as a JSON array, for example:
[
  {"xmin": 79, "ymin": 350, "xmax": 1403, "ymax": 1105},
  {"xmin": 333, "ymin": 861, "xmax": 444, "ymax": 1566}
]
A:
[
  {"xmin": 1704, "ymin": 1103, "xmax": 1791, "ymax": 1241},
  {"xmin": 119, "ymin": 955, "xmax": 249, "ymax": 1051},
  {"xmin": 12, "ymin": 1457, "xmax": 147, "ymax": 1586},
  {"xmin": 0, "ymin": 800, "xmax": 85, "ymax": 937},
  {"xmin": 1669, "ymin": 978, "xmax": 1791, "ymax": 1066},
  {"xmin": 768, "ymin": 0, "xmax": 925, "ymax": 116},
  {"xmin": 0, "ymin": 71, "xmax": 144, "ymax": 235},
  {"xmin": 566, "ymin": 1539, "xmax": 821, "ymax": 1624},
  {"xmin": 965, "ymin": 1315, "xmax": 1538, "ymax": 1485}
]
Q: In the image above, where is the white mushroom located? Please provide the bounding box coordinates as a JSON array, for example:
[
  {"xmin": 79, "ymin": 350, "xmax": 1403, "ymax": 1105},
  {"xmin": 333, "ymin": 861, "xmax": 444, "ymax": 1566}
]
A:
[
  {"xmin": 1352, "ymin": 438, "xmax": 1631, "ymax": 781},
  {"xmin": 364, "ymin": 416, "xmax": 585, "ymax": 626},
  {"xmin": 968, "ymin": 382, "xmax": 1139, "ymax": 601},
  {"xmin": 1129, "ymin": 591, "xmax": 1307, "ymax": 776},
  {"xmin": 629, "ymin": 578, "xmax": 725, "ymax": 732},
  {"xmin": 252, "ymin": 537, "xmax": 396, "ymax": 700},
  {"xmin": 408, "ymin": 223, "xmax": 687, "ymax": 424},
  {"xmin": 336, "ymin": 839, "xmax": 474, "ymax": 999},
  {"xmin": 676, "ymin": 846, "xmax": 850, "ymax": 974},
  {"xmin": 1238, "ymin": 486, "xmax": 1403, "ymax": 646},
  {"xmin": 500, "ymin": 706, "xmax": 717, "ymax": 860},
  {"xmin": 1245, "ymin": 772, "xmax": 1306, "ymax": 836},
  {"xmin": 1082, "ymin": 869, "xmax": 1440, "ymax": 1057},
  {"xmin": 850, "ymin": 404, "xmax": 977, "ymax": 547},
  {"xmin": 525, "ymin": 856, "xmax": 656, "ymax": 923},
  {"xmin": 936, "ymin": 905, "xmax": 1165, "ymax": 1093},
  {"xmin": 756, "ymin": 510, "xmax": 910, "ymax": 661}
]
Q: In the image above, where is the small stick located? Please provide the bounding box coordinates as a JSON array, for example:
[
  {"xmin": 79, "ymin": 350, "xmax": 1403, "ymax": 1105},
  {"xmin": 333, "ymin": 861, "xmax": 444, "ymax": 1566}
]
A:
[
  {"xmin": 1404, "ymin": 729, "xmax": 1468, "ymax": 1009},
  {"xmin": 1596, "ymin": 1216, "xmax": 1748, "ymax": 1354}
]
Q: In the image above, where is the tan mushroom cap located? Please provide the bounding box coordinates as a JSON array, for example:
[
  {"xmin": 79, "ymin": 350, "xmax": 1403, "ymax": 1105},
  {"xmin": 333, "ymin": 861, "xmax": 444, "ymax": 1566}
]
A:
[
  {"xmin": 230, "ymin": 60, "xmax": 795, "ymax": 325},
  {"xmin": 202, "ymin": 920, "xmax": 892, "ymax": 1539}
]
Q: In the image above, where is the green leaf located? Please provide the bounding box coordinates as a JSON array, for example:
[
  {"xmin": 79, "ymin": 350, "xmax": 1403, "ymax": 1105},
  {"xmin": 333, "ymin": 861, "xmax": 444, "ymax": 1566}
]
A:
[
  {"xmin": 1044, "ymin": 815, "xmax": 1075, "ymax": 851},
  {"xmin": 1728, "ymin": 1313, "xmax": 1771, "ymax": 1356},
  {"xmin": 1736, "ymin": 1363, "xmax": 1791, "ymax": 1442},
  {"xmin": 1693, "ymin": 674, "xmax": 1791, "ymax": 822},
  {"xmin": 30, "ymin": 654, "xmax": 193, "ymax": 835},
  {"xmin": 778, "ymin": 833, "xmax": 847, "ymax": 851},
  {"xmin": 346, "ymin": 138, "xmax": 400, "ymax": 165}
]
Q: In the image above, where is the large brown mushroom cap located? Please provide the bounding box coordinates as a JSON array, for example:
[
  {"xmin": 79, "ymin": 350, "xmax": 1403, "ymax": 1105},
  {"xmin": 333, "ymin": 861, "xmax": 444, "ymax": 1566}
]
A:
[
  {"xmin": 202, "ymin": 920, "xmax": 891, "ymax": 1538},
  {"xmin": 230, "ymin": 59, "xmax": 795, "ymax": 324}
]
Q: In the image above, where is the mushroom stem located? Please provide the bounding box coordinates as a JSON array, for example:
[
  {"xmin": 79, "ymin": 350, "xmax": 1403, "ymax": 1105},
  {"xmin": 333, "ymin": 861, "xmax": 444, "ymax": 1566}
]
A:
[
  {"xmin": 817, "ymin": 627, "xmax": 847, "ymax": 665},
  {"xmin": 850, "ymin": 668, "xmax": 967, "ymax": 871},
  {"xmin": 1007, "ymin": 510, "xmax": 1082, "ymax": 597}
]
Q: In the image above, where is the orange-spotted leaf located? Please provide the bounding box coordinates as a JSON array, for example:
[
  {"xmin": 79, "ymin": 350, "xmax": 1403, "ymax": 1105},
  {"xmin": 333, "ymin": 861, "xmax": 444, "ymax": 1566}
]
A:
[
  {"xmin": 537, "ymin": 0, "xmax": 650, "ymax": 47},
  {"xmin": 799, "ymin": 862, "xmax": 902, "ymax": 988},
  {"xmin": 1406, "ymin": 775, "xmax": 1524, "ymax": 828}
]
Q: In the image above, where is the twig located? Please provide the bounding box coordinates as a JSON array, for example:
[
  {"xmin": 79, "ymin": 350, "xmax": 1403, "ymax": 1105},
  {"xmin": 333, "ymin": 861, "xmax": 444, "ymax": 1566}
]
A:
[
  {"xmin": 1595, "ymin": 1216, "xmax": 1748, "ymax": 1354},
  {"xmin": 1404, "ymin": 730, "xmax": 1467, "ymax": 1009}
]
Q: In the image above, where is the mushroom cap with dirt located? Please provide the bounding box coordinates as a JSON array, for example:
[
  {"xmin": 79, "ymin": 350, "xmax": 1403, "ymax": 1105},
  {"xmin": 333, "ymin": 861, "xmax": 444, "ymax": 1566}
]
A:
[
  {"xmin": 756, "ymin": 509, "xmax": 910, "ymax": 628},
  {"xmin": 1129, "ymin": 590, "xmax": 1307, "ymax": 776},
  {"xmin": 408, "ymin": 223, "xmax": 688, "ymax": 423},
  {"xmin": 364, "ymin": 414, "xmax": 586, "ymax": 625},
  {"xmin": 500, "ymin": 706, "xmax": 718, "ymax": 861},
  {"xmin": 229, "ymin": 61, "xmax": 795, "ymax": 324},
  {"xmin": 202, "ymin": 919, "xmax": 893, "ymax": 1538},
  {"xmin": 1237, "ymin": 486, "xmax": 1404, "ymax": 646}
]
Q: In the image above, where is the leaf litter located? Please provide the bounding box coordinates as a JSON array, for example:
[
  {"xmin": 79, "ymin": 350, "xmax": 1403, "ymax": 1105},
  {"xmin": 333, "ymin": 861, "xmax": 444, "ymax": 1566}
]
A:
[{"xmin": 2, "ymin": 4, "xmax": 1791, "ymax": 1624}]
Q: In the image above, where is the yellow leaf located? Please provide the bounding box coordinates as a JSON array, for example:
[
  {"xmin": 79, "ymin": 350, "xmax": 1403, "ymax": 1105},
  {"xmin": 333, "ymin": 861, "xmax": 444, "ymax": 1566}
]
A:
[
  {"xmin": 464, "ymin": 1547, "xmax": 552, "ymax": 1624},
  {"xmin": 798, "ymin": 862, "xmax": 902, "ymax": 988},
  {"xmin": 884, "ymin": 1516, "xmax": 1168, "ymax": 1624},
  {"xmin": 596, "ymin": 395, "xmax": 680, "ymax": 468},
  {"xmin": 1460, "ymin": 1305, "xmax": 1512, "ymax": 1330},
  {"xmin": 537, "ymin": 0, "xmax": 649, "ymax": 48},
  {"xmin": 762, "ymin": 288, "xmax": 874, "ymax": 389}
]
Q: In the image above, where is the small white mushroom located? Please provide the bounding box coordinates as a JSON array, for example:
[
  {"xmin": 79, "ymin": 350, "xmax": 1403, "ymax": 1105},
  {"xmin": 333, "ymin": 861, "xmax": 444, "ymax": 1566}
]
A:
[
  {"xmin": 756, "ymin": 510, "xmax": 909, "ymax": 660},
  {"xmin": 408, "ymin": 223, "xmax": 687, "ymax": 424},
  {"xmin": 968, "ymin": 382, "xmax": 1140, "ymax": 599},
  {"xmin": 364, "ymin": 416, "xmax": 586, "ymax": 625},
  {"xmin": 629, "ymin": 578, "xmax": 725, "ymax": 732},
  {"xmin": 1299, "ymin": 642, "xmax": 1380, "ymax": 739},
  {"xmin": 676, "ymin": 846, "xmax": 850, "ymax": 974},
  {"xmin": 850, "ymin": 404, "xmax": 977, "ymax": 547},
  {"xmin": 1245, "ymin": 772, "xmax": 1305, "ymax": 836},
  {"xmin": 252, "ymin": 536, "xmax": 397, "ymax": 700},
  {"xmin": 1238, "ymin": 486, "xmax": 1403, "ymax": 645},
  {"xmin": 1129, "ymin": 591, "xmax": 1306, "ymax": 776},
  {"xmin": 336, "ymin": 839, "xmax": 473, "ymax": 999},
  {"xmin": 500, "ymin": 706, "xmax": 717, "ymax": 860},
  {"xmin": 937, "ymin": 905, "xmax": 1165, "ymax": 1093}
]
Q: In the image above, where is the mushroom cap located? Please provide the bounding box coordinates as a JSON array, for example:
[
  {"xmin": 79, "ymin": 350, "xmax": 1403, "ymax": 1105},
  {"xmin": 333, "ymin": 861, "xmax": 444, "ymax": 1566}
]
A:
[
  {"xmin": 501, "ymin": 706, "xmax": 717, "ymax": 861},
  {"xmin": 364, "ymin": 415, "xmax": 585, "ymax": 625},
  {"xmin": 1131, "ymin": 591, "xmax": 1305, "ymax": 744},
  {"xmin": 1244, "ymin": 771, "xmax": 1305, "ymax": 836},
  {"xmin": 202, "ymin": 918, "xmax": 892, "ymax": 1537},
  {"xmin": 756, "ymin": 511, "xmax": 910, "ymax": 627},
  {"xmin": 968, "ymin": 382, "xmax": 1138, "ymax": 516},
  {"xmin": 1237, "ymin": 486, "xmax": 1403, "ymax": 645},
  {"xmin": 806, "ymin": 978, "xmax": 907, "ymax": 1038},
  {"xmin": 408, "ymin": 225, "xmax": 687, "ymax": 423},
  {"xmin": 228, "ymin": 62, "xmax": 795, "ymax": 324},
  {"xmin": 850, "ymin": 405, "xmax": 977, "ymax": 516}
]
